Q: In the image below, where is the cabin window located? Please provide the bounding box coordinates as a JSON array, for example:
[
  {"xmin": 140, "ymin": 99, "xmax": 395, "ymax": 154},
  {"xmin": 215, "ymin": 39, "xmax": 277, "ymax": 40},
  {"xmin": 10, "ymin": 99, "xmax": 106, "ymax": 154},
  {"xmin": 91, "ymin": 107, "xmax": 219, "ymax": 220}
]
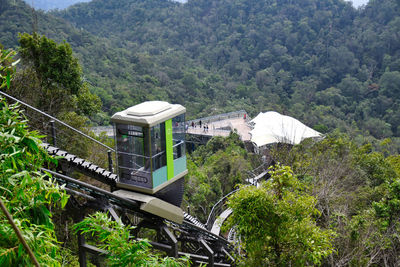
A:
[
  {"xmin": 115, "ymin": 123, "xmax": 151, "ymax": 188},
  {"xmin": 172, "ymin": 114, "xmax": 186, "ymax": 160},
  {"xmin": 151, "ymin": 123, "xmax": 166, "ymax": 170}
]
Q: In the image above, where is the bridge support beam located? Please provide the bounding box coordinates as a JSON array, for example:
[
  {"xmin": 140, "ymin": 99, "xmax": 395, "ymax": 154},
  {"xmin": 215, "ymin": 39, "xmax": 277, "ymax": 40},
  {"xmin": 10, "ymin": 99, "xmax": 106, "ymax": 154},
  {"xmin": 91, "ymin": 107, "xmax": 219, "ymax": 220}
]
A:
[
  {"xmin": 77, "ymin": 230, "xmax": 87, "ymax": 267},
  {"xmin": 162, "ymin": 226, "xmax": 178, "ymax": 258},
  {"xmin": 200, "ymin": 238, "xmax": 214, "ymax": 266},
  {"xmin": 222, "ymin": 247, "xmax": 235, "ymax": 263},
  {"xmin": 107, "ymin": 206, "xmax": 121, "ymax": 224}
]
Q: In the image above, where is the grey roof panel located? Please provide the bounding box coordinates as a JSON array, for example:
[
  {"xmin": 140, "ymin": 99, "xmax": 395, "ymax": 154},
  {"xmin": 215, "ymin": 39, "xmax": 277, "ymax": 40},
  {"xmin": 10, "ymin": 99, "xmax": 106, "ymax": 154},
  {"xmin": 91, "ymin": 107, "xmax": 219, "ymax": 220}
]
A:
[{"xmin": 111, "ymin": 101, "xmax": 186, "ymax": 127}]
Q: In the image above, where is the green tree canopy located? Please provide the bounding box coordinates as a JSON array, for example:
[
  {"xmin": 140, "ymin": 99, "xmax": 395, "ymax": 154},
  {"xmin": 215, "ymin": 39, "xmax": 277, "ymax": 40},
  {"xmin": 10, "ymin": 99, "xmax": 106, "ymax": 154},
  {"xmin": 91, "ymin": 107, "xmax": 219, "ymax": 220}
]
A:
[
  {"xmin": 19, "ymin": 32, "xmax": 82, "ymax": 95},
  {"xmin": 269, "ymin": 134, "xmax": 400, "ymax": 265},
  {"xmin": 184, "ymin": 133, "xmax": 258, "ymax": 221},
  {"xmin": 225, "ymin": 165, "xmax": 335, "ymax": 266},
  {"xmin": 15, "ymin": 33, "xmax": 101, "ymax": 117}
]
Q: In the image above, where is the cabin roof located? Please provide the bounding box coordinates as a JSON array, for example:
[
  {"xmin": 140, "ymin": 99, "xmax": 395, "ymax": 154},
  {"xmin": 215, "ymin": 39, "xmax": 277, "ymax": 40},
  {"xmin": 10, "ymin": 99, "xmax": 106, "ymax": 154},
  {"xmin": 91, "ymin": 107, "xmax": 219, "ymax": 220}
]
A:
[{"xmin": 111, "ymin": 101, "xmax": 186, "ymax": 127}]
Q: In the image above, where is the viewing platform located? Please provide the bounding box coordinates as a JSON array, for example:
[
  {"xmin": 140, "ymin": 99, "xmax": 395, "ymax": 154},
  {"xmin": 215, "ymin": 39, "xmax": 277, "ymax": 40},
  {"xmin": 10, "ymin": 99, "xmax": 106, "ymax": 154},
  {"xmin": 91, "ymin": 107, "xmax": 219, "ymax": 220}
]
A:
[
  {"xmin": 92, "ymin": 110, "xmax": 252, "ymax": 146},
  {"xmin": 186, "ymin": 110, "xmax": 251, "ymax": 141}
]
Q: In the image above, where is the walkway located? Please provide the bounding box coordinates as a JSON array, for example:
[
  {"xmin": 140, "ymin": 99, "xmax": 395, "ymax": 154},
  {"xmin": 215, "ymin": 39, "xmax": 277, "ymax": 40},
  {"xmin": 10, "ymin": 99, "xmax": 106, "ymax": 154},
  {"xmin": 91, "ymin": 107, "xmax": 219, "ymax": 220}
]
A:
[
  {"xmin": 186, "ymin": 110, "xmax": 251, "ymax": 141},
  {"xmin": 92, "ymin": 110, "xmax": 252, "ymax": 142}
]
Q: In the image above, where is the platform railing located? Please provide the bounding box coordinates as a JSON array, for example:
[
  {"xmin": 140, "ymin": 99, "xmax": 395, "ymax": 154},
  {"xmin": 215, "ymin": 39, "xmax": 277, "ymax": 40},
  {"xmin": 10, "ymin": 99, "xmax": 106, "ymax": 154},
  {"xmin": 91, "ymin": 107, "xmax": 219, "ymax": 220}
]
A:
[{"xmin": 187, "ymin": 110, "xmax": 248, "ymax": 126}]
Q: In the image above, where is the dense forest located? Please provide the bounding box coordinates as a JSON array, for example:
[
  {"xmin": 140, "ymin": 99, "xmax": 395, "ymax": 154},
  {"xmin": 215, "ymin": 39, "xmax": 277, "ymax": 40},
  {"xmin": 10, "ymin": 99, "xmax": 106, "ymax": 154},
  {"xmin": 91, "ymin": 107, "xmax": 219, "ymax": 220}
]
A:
[
  {"xmin": 2, "ymin": 0, "xmax": 400, "ymax": 265},
  {"xmin": 1, "ymin": 0, "xmax": 400, "ymax": 151}
]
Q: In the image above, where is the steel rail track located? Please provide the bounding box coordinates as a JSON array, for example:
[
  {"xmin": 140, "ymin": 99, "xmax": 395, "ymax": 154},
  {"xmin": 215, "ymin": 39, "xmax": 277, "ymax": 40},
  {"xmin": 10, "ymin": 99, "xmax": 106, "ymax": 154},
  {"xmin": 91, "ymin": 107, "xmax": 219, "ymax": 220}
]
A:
[
  {"xmin": 2, "ymin": 92, "xmax": 236, "ymax": 265},
  {"xmin": 42, "ymin": 168, "xmax": 234, "ymax": 266}
]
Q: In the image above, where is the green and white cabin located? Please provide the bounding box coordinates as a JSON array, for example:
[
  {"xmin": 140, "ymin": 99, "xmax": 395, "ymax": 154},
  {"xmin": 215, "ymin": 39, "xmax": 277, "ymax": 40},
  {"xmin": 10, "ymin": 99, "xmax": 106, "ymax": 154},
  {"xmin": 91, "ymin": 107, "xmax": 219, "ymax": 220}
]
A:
[{"xmin": 111, "ymin": 101, "xmax": 187, "ymax": 205}]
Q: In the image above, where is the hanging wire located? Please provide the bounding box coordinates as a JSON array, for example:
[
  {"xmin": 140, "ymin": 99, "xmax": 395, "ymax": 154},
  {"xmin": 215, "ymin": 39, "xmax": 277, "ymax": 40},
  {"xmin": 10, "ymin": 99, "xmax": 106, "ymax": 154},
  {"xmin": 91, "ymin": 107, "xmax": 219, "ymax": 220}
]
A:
[
  {"xmin": 0, "ymin": 90, "xmax": 114, "ymax": 151},
  {"xmin": 1, "ymin": 91, "xmax": 115, "ymax": 170}
]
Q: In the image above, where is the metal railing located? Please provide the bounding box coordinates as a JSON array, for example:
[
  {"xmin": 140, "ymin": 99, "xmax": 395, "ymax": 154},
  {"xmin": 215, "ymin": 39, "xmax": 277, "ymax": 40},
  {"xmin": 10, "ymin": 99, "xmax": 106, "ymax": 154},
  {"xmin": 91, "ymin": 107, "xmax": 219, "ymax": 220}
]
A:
[
  {"xmin": 0, "ymin": 91, "xmax": 115, "ymax": 172},
  {"xmin": 187, "ymin": 110, "xmax": 248, "ymax": 126},
  {"xmin": 205, "ymin": 189, "xmax": 240, "ymax": 231}
]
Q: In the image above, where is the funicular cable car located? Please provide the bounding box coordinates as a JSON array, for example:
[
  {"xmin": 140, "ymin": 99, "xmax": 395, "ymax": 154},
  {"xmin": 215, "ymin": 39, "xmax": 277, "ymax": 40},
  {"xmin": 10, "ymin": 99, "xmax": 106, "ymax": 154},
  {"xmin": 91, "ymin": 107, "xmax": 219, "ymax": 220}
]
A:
[{"xmin": 111, "ymin": 101, "xmax": 187, "ymax": 217}]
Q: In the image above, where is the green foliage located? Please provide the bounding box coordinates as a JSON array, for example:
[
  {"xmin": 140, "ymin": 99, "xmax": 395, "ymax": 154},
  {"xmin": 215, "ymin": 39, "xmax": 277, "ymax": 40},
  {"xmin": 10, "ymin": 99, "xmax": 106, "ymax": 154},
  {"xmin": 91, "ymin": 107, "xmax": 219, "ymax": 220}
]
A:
[
  {"xmin": 271, "ymin": 134, "xmax": 400, "ymax": 265},
  {"xmin": 225, "ymin": 165, "xmax": 335, "ymax": 266},
  {"xmin": 73, "ymin": 212, "xmax": 190, "ymax": 267},
  {"xmin": 19, "ymin": 32, "xmax": 82, "ymax": 95},
  {"xmin": 54, "ymin": 0, "xmax": 399, "ymax": 149},
  {"xmin": 184, "ymin": 133, "xmax": 257, "ymax": 221},
  {"xmin": 380, "ymin": 71, "xmax": 400, "ymax": 98},
  {"xmin": 372, "ymin": 155, "xmax": 400, "ymax": 228},
  {"xmin": 3, "ymin": 34, "xmax": 104, "ymax": 170},
  {"xmin": 0, "ymin": 96, "xmax": 69, "ymax": 266},
  {"xmin": 1, "ymin": 0, "xmax": 399, "ymax": 148},
  {"xmin": 2, "ymin": 2, "xmax": 400, "ymax": 262},
  {"xmin": 56, "ymin": 111, "xmax": 91, "ymax": 157},
  {"xmin": 0, "ymin": 44, "xmax": 18, "ymax": 89},
  {"xmin": 14, "ymin": 33, "xmax": 101, "ymax": 117}
]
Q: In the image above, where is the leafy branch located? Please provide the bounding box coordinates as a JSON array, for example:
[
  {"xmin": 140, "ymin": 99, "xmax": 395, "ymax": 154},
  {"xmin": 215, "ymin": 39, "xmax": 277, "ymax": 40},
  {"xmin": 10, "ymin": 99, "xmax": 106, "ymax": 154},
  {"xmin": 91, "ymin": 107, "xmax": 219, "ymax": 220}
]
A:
[{"xmin": 73, "ymin": 212, "xmax": 190, "ymax": 267}]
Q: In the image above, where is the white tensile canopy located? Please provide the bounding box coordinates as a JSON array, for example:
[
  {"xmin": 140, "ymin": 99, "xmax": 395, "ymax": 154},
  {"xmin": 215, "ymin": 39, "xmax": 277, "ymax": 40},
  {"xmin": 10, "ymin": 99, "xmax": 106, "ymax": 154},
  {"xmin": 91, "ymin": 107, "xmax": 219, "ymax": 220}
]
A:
[{"xmin": 250, "ymin": 111, "xmax": 322, "ymax": 147}]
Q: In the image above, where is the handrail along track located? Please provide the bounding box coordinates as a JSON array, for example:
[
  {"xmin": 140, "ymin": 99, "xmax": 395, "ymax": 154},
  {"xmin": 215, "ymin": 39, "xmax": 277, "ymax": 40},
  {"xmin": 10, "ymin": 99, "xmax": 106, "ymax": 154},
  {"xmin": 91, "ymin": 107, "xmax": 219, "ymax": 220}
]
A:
[{"xmin": 1, "ymin": 91, "xmax": 235, "ymax": 266}]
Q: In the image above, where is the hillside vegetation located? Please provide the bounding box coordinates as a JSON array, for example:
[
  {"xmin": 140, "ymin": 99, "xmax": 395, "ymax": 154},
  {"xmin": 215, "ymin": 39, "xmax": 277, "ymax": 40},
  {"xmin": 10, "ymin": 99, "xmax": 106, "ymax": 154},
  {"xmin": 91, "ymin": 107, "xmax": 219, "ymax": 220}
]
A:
[
  {"xmin": 1, "ymin": 0, "xmax": 400, "ymax": 149},
  {"xmin": 2, "ymin": 1, "xmax": 400, "ymax": 264}
]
